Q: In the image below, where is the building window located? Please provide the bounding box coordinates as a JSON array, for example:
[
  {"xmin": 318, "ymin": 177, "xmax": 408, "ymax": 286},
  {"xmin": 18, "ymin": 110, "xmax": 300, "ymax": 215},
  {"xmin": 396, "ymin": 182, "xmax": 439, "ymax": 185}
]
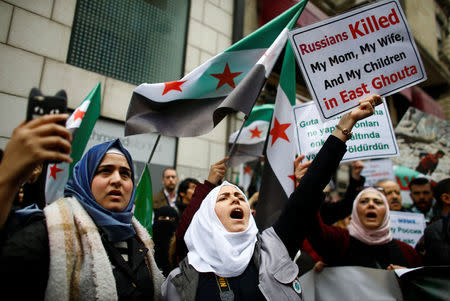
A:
[{"xmin": 67, "ymin": 0, "xmax": 189, "ymax": 85}]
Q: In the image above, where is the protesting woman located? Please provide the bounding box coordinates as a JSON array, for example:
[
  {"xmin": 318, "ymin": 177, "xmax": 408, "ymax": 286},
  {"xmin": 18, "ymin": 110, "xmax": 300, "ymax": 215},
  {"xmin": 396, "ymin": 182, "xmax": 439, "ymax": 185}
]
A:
[
  {"xmin": 306, "ymin": 187, "xmax": 422, "ymax": 269},
  {"xmin": 162, "ymin": 95, "xmax": 387, "ymax": 300},
  {"xmin": 0, "ymin": 114, "xmax": 164, "ymax": 300}
]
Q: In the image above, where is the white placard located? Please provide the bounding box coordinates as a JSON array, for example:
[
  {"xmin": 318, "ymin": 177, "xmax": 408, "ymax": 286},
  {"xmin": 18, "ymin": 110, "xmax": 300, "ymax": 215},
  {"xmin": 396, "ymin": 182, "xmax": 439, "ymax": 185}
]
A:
[
  {"xmin": 360, "ymin": 158, "xmax": 396, "ymax": 187},
  {"xmin": 389, "ymin": 211, "xmax": 426, "ymax": 247},
  {"xmin": 293, "ymin": 100, "xmax": 399, "ymax": 162},
  {"xmin": 288, "ymin": 0, "xmax": 426, "ymax": 120}
]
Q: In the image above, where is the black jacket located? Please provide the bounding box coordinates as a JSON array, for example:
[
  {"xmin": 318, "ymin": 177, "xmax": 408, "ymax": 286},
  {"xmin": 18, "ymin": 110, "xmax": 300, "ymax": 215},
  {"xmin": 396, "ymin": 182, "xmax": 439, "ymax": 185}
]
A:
[{"xmin": 0, "ymin": 212, "xmax": 155, "ymax": 300}]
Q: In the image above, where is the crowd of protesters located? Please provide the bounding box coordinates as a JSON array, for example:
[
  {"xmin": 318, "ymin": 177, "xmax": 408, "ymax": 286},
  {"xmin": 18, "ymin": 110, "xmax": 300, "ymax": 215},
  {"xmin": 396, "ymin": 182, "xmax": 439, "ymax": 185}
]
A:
[{"xmin": 0, "ymin": 95, "xmax": 448, "ymax": 300}]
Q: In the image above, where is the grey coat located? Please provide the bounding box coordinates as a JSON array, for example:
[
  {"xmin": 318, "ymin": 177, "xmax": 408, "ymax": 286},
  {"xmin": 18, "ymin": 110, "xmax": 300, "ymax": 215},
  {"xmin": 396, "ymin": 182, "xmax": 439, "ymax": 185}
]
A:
[{"xmin": 161, "ymin": 227, "xmax": 303, "ymax": 300}]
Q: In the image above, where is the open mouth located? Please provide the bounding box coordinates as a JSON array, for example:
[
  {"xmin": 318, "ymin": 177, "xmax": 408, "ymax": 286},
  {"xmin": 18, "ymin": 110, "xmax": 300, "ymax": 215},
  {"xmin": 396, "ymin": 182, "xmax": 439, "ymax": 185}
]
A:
[
  {"xmin": 108, "ymin": 190, "xmax": 122, "ymax": 197},
  {"xmin": 366, "ymin": 212, "xmax": 377, "ymax": 219},
  {"xmin": 230, "ymin": 208, "xmax": 244, "ymax": 219}
]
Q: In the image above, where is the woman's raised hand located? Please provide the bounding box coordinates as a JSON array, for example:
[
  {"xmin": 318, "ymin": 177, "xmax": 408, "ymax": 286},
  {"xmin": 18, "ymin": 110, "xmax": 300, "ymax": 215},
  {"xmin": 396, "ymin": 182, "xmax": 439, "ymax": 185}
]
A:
[
  {"xmin": 1, "ymin": 114, "xmax": 72, "ymax": 186},
  {"xmin": 349, "ymin": 94, "xmax": 382, "ymax": 122},
  {"xmin": 294, "ymin": 154, "xmax": 312, "ymax": 187},
  {"xmin": 207, "ymin": 157, "xmax": 229, "ymax": 185},
  {"xmin": 0, "ymin": 114, "xmax": 72, "ymax": 228},
  {"xmin": 334, "ymin": 95, "xmax": 382, "ymax": 142}
]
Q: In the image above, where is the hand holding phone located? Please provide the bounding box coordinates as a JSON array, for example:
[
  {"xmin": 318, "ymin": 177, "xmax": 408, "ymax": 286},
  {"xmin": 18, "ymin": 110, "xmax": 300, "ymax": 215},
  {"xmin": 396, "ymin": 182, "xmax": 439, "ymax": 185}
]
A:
[
  {"xmin": 26, "ymin": 88, "xmax": 68, "ymax": 124},
  {"xmin": 25, "ymin": 88, "xmax": 70, "ymax": 163}
]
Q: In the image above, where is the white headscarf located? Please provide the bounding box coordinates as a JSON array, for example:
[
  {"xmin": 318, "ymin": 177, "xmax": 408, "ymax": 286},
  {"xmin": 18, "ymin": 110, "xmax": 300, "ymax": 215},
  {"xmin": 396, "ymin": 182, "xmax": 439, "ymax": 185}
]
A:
[
  {"xmin": 347, "ymin": 187, "xmax": 392, "ymax": 245},
  {"xmin": 184, "ymin": 181, "xmax": 258, "ymax": 277}
]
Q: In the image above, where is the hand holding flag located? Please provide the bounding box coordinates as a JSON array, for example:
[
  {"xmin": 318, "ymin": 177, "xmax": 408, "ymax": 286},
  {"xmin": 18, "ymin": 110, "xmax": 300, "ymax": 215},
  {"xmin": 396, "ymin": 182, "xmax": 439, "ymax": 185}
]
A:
[{"xmin": 207, "ymin": 157, "xmax": 229, "ymax": 185}]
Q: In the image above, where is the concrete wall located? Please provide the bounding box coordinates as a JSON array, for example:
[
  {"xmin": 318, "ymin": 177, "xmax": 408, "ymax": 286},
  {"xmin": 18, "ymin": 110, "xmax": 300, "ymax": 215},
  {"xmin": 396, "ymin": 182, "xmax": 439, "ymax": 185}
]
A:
[
  {"xmin": 0, "ymin": 0, "xmax": 238, "ymax": 183},
  {"xmin": 403, "ymin": 0, "xmax": 439, "ymax": 60},
  {"xmin": 0, "ymin": 0, "xmax": 131, "ymax": 150},
  {"xmin": 176, "ymin": 0, "xmax": 235, "ymax": 182},
  {"xmin": 439, "ymin": 92, "xmax": 450, "ymax": 120}
]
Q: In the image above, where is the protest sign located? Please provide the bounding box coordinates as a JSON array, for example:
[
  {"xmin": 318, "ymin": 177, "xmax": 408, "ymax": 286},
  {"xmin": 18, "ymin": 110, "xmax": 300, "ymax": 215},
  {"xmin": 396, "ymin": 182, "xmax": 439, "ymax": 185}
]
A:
[
  {"xmin": 390, "ymin": 211, "xmax": 426, "ymax": 247},
  {"xmin": 293, "ymin": 100, "xmax": 398, "ymax": 162},
  {"xmin": 393, "ymin": 107, "xmax": 449, "ymax": 182},
  {"xmin": 360, "ymin": 158, "xmax": 395, "ymax": 187},
  {"xmin": 288, "ymin": 0, "xmax": 426, "ymax": 120}
]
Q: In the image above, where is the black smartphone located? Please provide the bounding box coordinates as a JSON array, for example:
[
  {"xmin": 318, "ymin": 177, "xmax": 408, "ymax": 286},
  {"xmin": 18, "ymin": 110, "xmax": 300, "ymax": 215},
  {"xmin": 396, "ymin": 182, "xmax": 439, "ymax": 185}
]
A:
[
  {"xmin": 26, "ymin": 88, "xmax": 69, "ymax": 163},
  {"xmin": 26, "ymin": 88, "xmax": 68, "ymax": 125}
]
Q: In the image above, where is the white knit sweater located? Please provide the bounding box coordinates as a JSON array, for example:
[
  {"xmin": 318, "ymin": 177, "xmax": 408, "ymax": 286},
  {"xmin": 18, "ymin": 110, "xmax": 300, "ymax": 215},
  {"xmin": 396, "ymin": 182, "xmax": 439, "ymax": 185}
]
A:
[{"xmin": 43, "ymin": 197, "xmax": 165, "ymax": 300}]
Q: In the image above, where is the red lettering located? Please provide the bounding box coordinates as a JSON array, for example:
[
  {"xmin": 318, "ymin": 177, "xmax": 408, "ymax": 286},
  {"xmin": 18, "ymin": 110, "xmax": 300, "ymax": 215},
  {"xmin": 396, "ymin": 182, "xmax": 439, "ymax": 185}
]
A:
[
  {"xmin": 349, "ymin": 21, "xmax": 364, "ymax": 39},
  {"xmin": 388, "ymin": 8, "xmax": 400, "ymax": 24},
  {"xmin": 339, "ymin": 83, "xmax": 371, "ymax": 103},
  {"xmin": 299, "ymin": 44, "xmax": 309, "ymax": 55},
  {"xmin": 366, "ymin": 17, "xmax": 374, "ymax": 32},
  {"xmin": 379, "ymin": 16, "xmax": 389, "ymax": 27},
  {"xmin": 348, "ymin": 8, "xmax": 401, "ymax": 39},
  {"xmin": 371, "ymin": 15, "xmax": 379, "ymax": 30},
  {"xmin": 371, "ymin": 65, "xmax": 418, "ymax": 89}
]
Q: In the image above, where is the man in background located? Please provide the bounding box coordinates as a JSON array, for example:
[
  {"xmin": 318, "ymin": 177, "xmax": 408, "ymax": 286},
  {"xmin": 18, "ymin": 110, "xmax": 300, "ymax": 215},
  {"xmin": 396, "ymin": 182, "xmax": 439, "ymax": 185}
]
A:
[
  {"xmin": 408, "ymin": 177, "xmax": 434, "ymax": 222},
  {"xmin": 423, "ymin": 178, "xmax": 450, "ymax": 265},
  {"xmin": 175, "ymin": 177, "xmax": 199, "ymax": 216},
  {"xmin": 153, "ymin": 168, "xmax": 179, "ymax": 211},
  {"xmin": 376, "ymin": 179, "xmax": 404, "ymax": 211}
]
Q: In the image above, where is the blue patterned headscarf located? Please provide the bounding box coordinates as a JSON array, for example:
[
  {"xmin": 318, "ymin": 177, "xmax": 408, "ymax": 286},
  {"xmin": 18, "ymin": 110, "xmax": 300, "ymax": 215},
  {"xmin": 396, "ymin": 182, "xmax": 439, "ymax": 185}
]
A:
[{"xmin": 64, "ymin": 139, "xmax": 136, "ymax": 242}]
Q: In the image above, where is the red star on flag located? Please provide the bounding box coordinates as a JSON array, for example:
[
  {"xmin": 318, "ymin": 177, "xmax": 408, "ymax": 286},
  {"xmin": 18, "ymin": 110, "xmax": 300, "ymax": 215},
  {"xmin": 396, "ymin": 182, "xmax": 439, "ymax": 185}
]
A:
[
  {"xmin": 162, "ymin": 80, "xmax": 186, "ymax": 95},
  {"xmin": 210, "ymin": 63, "xmax": 242, "ymax": 89},
  {"xmin": 49, "ymin": 164, "xmax": 63, "ymax": 180},
  {"xmin": 244, "ymin": 165, "xmax": 252, "ymax": 175},
  {"xmin": 249, "ymin": 126, "xmax": 263, "ymax": 139},
  {"xmin": 73, "ymin": 109, "xmax": 85, "ymax": 121},
  {"xmin": 269, "ymin": 118, "xmax": 291, "ymax": 146}
]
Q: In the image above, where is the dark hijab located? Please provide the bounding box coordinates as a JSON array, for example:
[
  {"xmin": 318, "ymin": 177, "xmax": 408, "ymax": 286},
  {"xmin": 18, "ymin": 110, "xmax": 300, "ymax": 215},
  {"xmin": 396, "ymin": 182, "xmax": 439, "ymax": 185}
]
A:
[{"xmin": 65, "ymin": 139, "xmax": 136, "ymax": 242}]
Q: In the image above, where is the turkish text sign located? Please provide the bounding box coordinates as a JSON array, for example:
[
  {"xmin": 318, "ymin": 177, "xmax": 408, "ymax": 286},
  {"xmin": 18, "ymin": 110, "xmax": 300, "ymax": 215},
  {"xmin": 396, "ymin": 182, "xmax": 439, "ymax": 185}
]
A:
[
  {"xmin": 360, "ymin": 158, "xmax": 396, "ymax": 187},
  {"xmin": 288, "ymin": 0, "xmax": 426, "ymax": 120},
  {"xmin": 293, "ymin": 100, "xmax": 399, "ymax": 162},
  {"xmin": 390, "ymin": 211, "xmax": 426, "ymax": 247}
]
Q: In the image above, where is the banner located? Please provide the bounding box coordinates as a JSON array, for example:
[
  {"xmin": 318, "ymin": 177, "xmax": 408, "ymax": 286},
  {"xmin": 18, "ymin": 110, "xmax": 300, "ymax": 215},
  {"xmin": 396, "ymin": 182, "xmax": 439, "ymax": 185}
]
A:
[
  {"xmin": 288, "ymin": 0, "xmax": 426, "ymax": 120},
  {"xmin": 298, "ymin": 266, "xmax": 403, "ymax": 301},
  {"xmin": 360, "ymin": 158, "xmax": 395, "ymax": 187},
  {"xmin": 293, "ymin": 100, "xmax": 398, "ymax": 162},
  {"xmin": 390, "ymin": 211, "xmax": 426, "ymax": 247},
  {"xmin": 299, "ymin": 266, "xmax": 449, "ymax": 301},
  {"xmin": 393, "ymin": 107, "xmax": 449, "ymax": 182},
  {"xmin": 395, "ymin": 266, "xmax": 450, "ymax": 301}
]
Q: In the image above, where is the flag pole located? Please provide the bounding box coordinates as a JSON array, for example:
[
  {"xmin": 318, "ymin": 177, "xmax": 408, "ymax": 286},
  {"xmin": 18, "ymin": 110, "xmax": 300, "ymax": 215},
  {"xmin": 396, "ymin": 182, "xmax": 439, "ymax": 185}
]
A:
[
  {"xmin": 226, "ymin": 115, "xmax": 248, "ymax": 166},
  {"xmin": 138, "ymin": 134, "xmax": 161, "ymax": 182},
  {"xmin": 147, "ymin": 134, "xmax": 161, "ymax": 165}
]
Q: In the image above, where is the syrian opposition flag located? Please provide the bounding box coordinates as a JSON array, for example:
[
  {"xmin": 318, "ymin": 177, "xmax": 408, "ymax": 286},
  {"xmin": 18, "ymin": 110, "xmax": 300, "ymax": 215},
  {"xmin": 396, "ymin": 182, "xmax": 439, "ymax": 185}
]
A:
[
  {"xmin": 45, "ymin": 83, "xmax": 101, "ymax": 204},
  {"xmin": 227, "ymin": 104, "xmax": 274, "ymax": 167},
  {"xmin": 134, "ymin": 164, "xmax": 153, "ymax": 236},
  {"xmin": 239, "ymin": 162, "xmax": 255, "ymax": 192},
  {"xmin": 254, "ymin": 35, "xmax": 298, "ymax": 231},
  {"xmin": 125, "ymin": 0, "xmax": 307, "ymax": 137}
]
